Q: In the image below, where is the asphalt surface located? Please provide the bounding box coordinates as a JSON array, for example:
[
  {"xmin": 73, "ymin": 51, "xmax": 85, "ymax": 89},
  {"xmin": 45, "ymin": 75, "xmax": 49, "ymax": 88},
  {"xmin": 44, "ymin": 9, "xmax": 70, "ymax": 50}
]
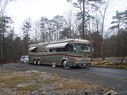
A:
[{"xmin": 1, "ymin": 64, "xmax": 127, "ymax": 94}]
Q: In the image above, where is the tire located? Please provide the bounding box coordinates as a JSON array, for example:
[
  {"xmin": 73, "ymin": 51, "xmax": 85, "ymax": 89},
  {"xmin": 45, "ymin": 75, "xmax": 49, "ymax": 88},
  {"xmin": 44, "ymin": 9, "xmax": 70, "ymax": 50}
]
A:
[
  {"xmin": 62, "ymin": 60, "xmax": 70, "ymax": 69},
  {"xmin": 33, "ymin": 59, "xmax": 36, "ymax": 65},
  {"xmin": 37, "ymin": 60, "xmax": 40, "ymax": 65}
]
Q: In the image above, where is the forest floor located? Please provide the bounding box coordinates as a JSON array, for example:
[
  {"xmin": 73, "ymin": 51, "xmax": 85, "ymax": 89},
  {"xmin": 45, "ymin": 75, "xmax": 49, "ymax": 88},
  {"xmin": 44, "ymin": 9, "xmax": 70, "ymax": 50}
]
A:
[
  {"xmin": 0, "ymin": 69, "xmax": 108, "ymax": 95},
  {"xmin": 92, "ymin": 58, "xmax": 127, "ymax": 69}
]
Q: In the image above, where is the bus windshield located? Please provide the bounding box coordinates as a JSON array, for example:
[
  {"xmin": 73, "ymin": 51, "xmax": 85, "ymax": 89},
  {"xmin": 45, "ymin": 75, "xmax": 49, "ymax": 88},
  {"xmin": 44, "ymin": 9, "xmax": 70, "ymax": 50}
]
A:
[{"xmin": 76, "ymin": 43, "xmax": 91, "ymax": 53}]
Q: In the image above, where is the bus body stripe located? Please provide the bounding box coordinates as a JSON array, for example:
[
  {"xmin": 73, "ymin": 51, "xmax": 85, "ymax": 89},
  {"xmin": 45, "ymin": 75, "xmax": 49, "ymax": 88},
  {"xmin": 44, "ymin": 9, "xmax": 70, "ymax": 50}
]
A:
[{"xmin": 29, "ymin": 53, "xmax": 82, "ymax": 58}]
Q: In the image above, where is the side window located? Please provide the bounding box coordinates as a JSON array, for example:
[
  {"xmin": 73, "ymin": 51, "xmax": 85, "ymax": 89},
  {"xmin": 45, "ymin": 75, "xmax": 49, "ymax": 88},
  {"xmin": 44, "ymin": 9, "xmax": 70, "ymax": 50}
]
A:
[
  {"xmin": 49, "ymin": 48, "xmax": 65, "ymax": 52},
  {"xmin": 65, "ymin": 44, "xmax": 73, "ymax": 52},
  {"xmin": 49, "ymin": 49, "xmax": 56, "ymax": 52},
  {"xmin": 36, "ymin": 47, "xmax": 41, "ymax": 52},
  {"xmin": 56, "ymin": 48, "xmax": 64, "ymax": 52},
  {"xmin": 31, "ymin": 48, "xmax": 37, "ymax": 52},
  {"xmin": 32, "ymin": 47, "xmax": 46, "ymax": 52},
  {"xmin": 82, "ymin": 44, "xmax": 88, "ymax": 50},
  {"xmin": 68, "ymin": 44, "xmax": 73, "ymax": 52},
  {"xmin": 48, "ymin": 44, "xmax": 74, "ymax": 52},
  {"xmin": 49, "ymin": 49, "xmax": 53, "ymax": 52}
]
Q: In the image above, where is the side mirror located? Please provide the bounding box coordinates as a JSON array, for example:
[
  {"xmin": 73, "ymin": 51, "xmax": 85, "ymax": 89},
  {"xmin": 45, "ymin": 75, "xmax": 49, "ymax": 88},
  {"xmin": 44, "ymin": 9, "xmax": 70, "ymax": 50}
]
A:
[
  {"xmin": 73, "ymin": 48, "xmax": 76, "ymax": 53},
  {"xmin": 91, "ymin": 48, "xmax": 94, "ymax": 52}
]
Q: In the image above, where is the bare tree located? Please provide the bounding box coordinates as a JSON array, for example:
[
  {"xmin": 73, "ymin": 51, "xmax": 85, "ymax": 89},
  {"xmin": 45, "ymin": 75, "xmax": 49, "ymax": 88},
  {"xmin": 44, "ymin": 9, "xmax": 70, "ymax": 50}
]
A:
[
  {"xmin": 64, "ymin": 8, "xmax": 77, "ymax": 38},
  {"xmin": 32, "ymin": 22, "xmax": 40, "ymax": 42},
  {"xmin": 52, "ymin": 15, "xmax": 66, "ymax": 40},
  {"xmin": 67, "ymin": 0, "xmax": 103, "ymax": 39},
  {"xmin": 102, "ymin": 0, "xmax": 110, "ymax": 60},
  {"xmin": 0, "ymin": 0, "xmax": 13, "ymax": 16}
]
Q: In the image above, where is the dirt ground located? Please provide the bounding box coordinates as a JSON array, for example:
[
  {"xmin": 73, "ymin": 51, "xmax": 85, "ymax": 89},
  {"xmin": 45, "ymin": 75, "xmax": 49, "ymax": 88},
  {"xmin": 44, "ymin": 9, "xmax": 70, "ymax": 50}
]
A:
[{"xmin": 0, "ymin": 69, "xmax": 108, "ymax": 95}]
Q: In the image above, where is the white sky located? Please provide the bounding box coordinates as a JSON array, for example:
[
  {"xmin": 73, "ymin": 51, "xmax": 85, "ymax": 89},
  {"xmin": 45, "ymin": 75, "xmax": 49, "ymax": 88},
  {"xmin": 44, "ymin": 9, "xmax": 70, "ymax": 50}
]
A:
[
  {"xmin": 5, "ymin": 0, "xmax": 127, "ymax": 36},
  {"xmin": 5, "ymin": 0, "xmax": 71, "ymax": 36}
]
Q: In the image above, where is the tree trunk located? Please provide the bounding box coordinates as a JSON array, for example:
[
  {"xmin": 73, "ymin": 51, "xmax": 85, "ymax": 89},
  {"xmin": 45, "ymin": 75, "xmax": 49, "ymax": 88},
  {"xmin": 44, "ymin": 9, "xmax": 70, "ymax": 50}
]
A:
[
  {"xmin": 82, "ymin": 0, "xmax": 85, "ymax": 39},
  {"xmin": 101, "ymin": 0, "xmax": 110, "ymax": 60}
]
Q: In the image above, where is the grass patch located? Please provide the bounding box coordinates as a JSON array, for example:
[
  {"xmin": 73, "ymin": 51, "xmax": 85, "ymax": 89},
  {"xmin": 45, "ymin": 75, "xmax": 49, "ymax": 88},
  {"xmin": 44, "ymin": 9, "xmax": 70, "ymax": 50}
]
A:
[
  {"xmin": 0, "ymin": 70, "xmax": 106, "ymax": 95},
  {"xmin": 0, "ymin": 75, "xmax": 29, "ymax": 88}
]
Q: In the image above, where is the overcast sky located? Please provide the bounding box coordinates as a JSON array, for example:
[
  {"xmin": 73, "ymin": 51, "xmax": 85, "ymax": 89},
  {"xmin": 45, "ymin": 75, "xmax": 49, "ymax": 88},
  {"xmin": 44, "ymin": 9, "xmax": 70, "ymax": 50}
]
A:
[{"xmin": 5, "ymin": 0, "xmax": 127, "ymax": 36}]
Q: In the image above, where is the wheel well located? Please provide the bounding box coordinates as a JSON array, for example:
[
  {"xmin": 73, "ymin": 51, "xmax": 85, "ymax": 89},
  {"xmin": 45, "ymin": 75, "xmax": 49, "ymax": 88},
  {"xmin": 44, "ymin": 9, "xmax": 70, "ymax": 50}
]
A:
[
  {"xmin": 37, "ymin": 59, "xmax": 40, "ymax": 61},
  {"xmin": 61, "ymin": 59, "xmax": 68, "ymax": 66},
  {"xmin": 33, "ymin": 59, "xmax": 36, "ymax": 62},
  {"xmin": 32, "ymin": 59, "xmax": 36, "ymax": 64},
  {"xmin": 33, "ymin": 59, "xmax": 40, "ymax": 62},
  {"xmin": 61, "ymin": 58, "xmax": 68, "ymax": 63},
  {"xmin": 62, "ymin": 59, "xmax": 67, "ymax": 63}
]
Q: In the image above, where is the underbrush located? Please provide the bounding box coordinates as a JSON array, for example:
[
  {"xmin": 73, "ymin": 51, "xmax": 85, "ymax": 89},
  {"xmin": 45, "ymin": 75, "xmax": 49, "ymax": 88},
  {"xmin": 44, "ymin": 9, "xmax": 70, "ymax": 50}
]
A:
[{"xmin": 92, "ymin": 60, "xmax": 127, "ymax": 69}]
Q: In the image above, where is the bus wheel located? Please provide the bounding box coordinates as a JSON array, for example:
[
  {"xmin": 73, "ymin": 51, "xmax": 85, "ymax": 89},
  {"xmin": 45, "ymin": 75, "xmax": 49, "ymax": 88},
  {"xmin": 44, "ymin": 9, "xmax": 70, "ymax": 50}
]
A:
[
  {"xmin": 37, "ymin": 60, "xmax": 40, "ymax": 65},
  {"xmin": 62, "ymin": 60, "xmax": 70, "ymax": 69},
  {"xmin": 33, "ymin": 59, "xmax": 36, "ymax": 65}
]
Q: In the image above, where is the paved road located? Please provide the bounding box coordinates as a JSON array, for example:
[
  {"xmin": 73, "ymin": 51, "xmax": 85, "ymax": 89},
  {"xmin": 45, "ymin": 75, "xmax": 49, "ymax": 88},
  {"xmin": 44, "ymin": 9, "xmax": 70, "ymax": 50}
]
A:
[{"xmin": 1, "ymin": 64, "xmax": 127, "ymax": 94}]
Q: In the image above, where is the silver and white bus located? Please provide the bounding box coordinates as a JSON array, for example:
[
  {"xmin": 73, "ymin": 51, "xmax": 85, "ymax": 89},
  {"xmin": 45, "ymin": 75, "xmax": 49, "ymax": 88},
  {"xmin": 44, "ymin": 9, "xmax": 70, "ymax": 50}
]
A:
[{"xmin": 28, "ymin": 39, "xmax": 92, "ymax": 68}]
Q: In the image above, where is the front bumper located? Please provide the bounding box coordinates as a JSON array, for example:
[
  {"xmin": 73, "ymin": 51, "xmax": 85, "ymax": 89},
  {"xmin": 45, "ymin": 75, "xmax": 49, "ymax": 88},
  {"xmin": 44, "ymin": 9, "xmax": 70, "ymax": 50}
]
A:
[{"xmin": 70, "ymin": 61, "xmax": 91, "ymax": 67}]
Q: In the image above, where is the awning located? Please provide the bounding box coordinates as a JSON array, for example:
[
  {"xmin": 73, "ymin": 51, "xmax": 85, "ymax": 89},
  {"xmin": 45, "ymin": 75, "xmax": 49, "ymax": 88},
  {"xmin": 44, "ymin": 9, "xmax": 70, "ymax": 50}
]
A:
[
  {"xmin": 46, "ymin": 42, "xmax": 68, "ymax": 49},
  {"xmin": 28, "ymin": 47, "xmax": 36, "ymax": 51}
]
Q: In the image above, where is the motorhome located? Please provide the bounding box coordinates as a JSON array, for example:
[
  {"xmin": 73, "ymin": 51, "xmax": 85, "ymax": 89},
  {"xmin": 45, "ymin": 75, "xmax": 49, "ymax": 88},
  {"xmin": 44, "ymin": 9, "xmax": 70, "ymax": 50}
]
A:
[{"xmin": 28, "ymin": 39, "xmax": 93, "ymax": 68}]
